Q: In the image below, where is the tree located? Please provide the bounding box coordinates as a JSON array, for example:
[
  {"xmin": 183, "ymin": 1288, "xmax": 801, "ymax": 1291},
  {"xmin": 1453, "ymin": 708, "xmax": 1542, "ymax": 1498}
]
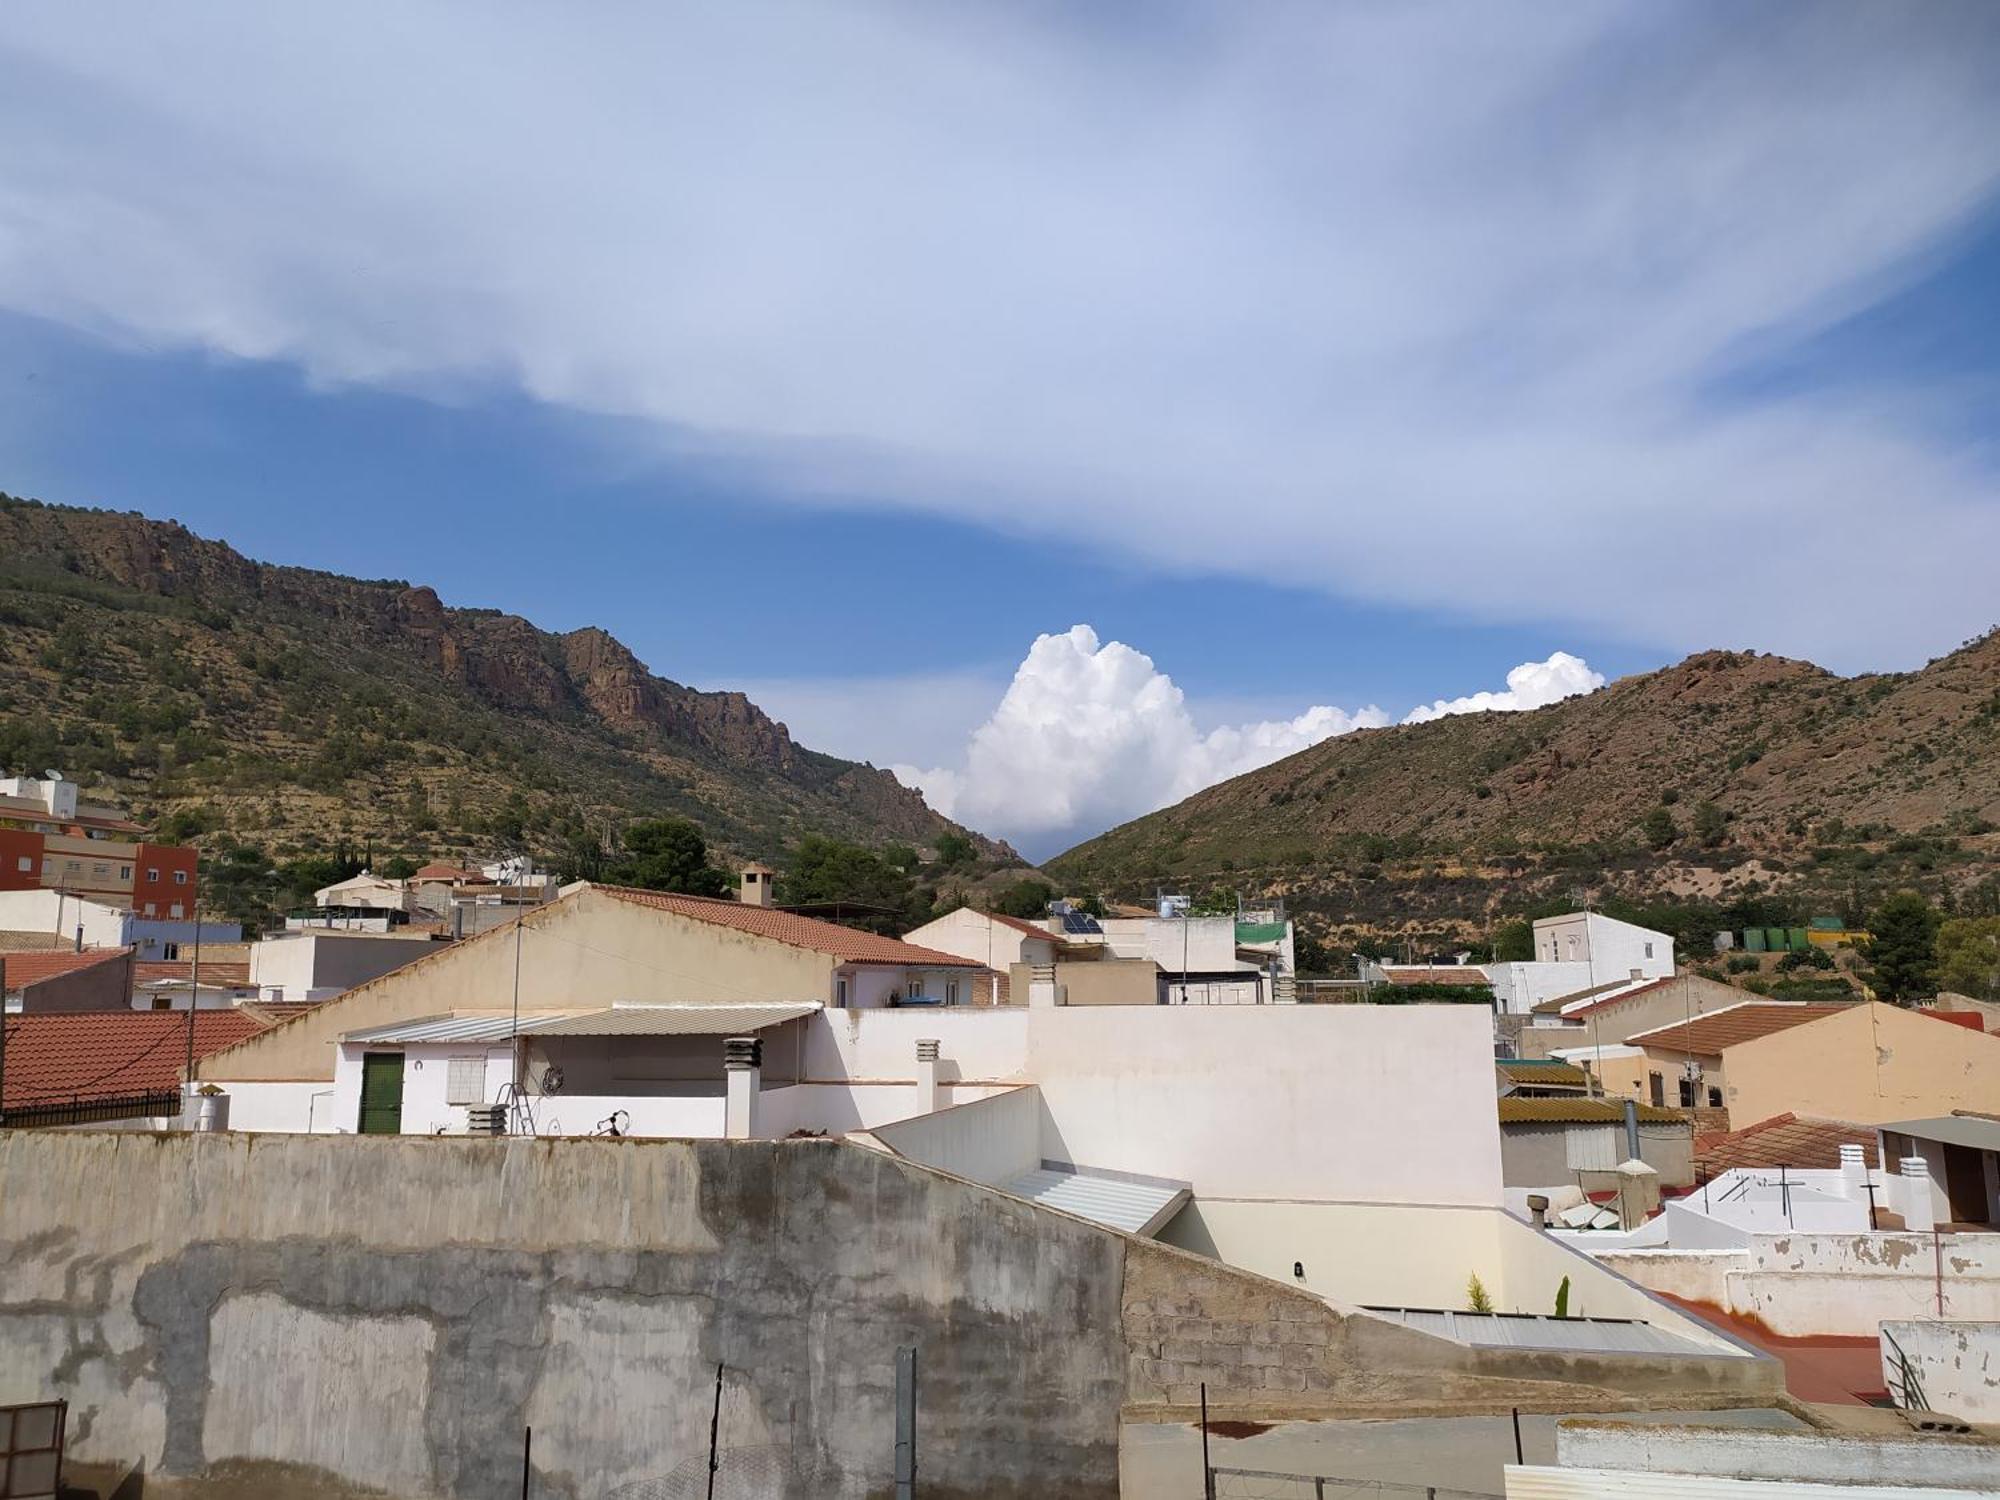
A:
[
  {"xmin": 1936, "ymin": 916, "xmax": 2000, "ymax": 1001},
  {"xmin": 1866, "ymin": 890, "xmax": 1942, "ymax": 1003},
  {"xmin": 933, "ymin": 831, "xmax": 977, "ymax": 869},
  {"xmin": 990, "ymin": 879, "xmax": 1055, "ymax": 920},
  {"xmin": 1642, "ymin": 806, "xmax": 1678, "ymax": 850},
  {"xmin": 1692, "ymin": 801, "xmax": 1727, "ymax": 848},
  {"xmin": 780, "ymin": 835, "xmax": 918, "ymax": 933},
  {"xmin": 1491, "ymin": 919, "xmax": 1534, "ymax": 962},
  {"xmin": 606, "ymin": 817, "xmax": 729, "ymax": 897},
  {"xmin": 378, "ymin": 854, "xmax": 420, "ymax": 881}
]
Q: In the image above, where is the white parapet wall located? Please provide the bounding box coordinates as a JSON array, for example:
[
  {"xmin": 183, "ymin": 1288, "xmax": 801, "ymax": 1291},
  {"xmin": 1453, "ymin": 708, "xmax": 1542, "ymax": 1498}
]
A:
[
  {"xmin": 1881, "ymin": 1320, "xmax": 2000, "ymax": 1424},
  {"xmin": 1597, "ymin": 1232, "xmax": 2000, "ymax": 1337}
]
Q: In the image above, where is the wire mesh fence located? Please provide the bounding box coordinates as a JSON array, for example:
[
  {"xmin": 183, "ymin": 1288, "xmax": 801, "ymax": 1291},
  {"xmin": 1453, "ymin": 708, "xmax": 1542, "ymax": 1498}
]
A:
[{"xmin": 602, "ymin": 1444, "xmax": 832, "ymax": 1500}]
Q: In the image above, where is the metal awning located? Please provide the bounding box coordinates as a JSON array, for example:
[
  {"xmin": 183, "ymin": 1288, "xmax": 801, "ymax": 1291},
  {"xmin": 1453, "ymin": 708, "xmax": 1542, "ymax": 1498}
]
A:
[
  {"xmin": 1879, "ymin": 1116, "xmax": 2000, "ymax": 1153},
  {"xmin": 342, "ymin": 1012, "xmax": 574, "ymax": 1044},
  {"xmin": 523, "ymin": 1002, "xmax": 821, "ymax": 1037},
  {"xmin": 343, "ymin": 1002, "xmax": 823, "ymax": 1044},
  {"xmin": 1002, "ymin": 1164, "xmax": 1191, "ymax": 1237}
]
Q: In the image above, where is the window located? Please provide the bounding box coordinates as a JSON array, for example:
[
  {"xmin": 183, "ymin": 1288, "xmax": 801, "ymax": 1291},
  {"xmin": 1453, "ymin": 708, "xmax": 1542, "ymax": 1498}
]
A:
[
  {"xmin": 161, "ymin": 942, "xmax": 180, "ymax": 960},
  {"xmin": 1643, "ymin": 941, "xmax": 1654, "ymax": 959},
  {"xmin": 92, "ymin": 863, "xmax": 108, "ymax": 878},
  {"xmin": 1648, "ymin": 1072, "xmax": 1665, "ymax": 1107},
  {"xmin": 835, "ymin": 977, "xmax": 849, "ymax": 1007},
  {"xmin": 1678, "ymin": 1077, "xmax": 1696, "ymax": 1108},
  {"xmin": 143, "ymin": 903, "xmax": 158, "ymax": 918},
  {"xmin": 119, "ymin": 865, "xmax": 132, "ymax": 880},
  {"xmin": 1707, "ymin": 1086, "xmax": 1723, "ymax": 1108},
  {"xmin": 173, "ymin": 870, "xmax": 188, "ymax": 885},
  {"xmin": 445, "ymin": 1056, "xmax": 487, "ymax": 1106},
  {"xmin": 169, "ymin": 903, "xmax": 184, "ymax": 919},
  {"xmin": 146, "ymin": 868, "xmax": 160, "ymax": 882},
  {"xmin": 65, "ymin": 860, "xmax": 80, "ymax": 873},
  {"xmin": 946, "ymin": 980, "xmax": 961, "ymax": 1005},
  {"xmin": 152, "ymin": 996, "xmax": 173, "ymax": 1011},
  {"xmin": 13, "ymin": 856, "xmax": 28, "ymax": 873}
]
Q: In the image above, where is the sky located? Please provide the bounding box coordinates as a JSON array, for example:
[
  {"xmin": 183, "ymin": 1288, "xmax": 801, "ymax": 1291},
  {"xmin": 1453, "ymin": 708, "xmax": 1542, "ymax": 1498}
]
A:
[{"xmin": 1, "ymin": 3, "xmax": 1997, "ymax": 859}]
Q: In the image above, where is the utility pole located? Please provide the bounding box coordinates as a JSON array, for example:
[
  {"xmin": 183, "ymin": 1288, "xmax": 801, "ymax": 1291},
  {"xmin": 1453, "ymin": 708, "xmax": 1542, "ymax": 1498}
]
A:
[{"xmin": 183, "ymin": 856, "xmax": 203, "ymax": 1116}]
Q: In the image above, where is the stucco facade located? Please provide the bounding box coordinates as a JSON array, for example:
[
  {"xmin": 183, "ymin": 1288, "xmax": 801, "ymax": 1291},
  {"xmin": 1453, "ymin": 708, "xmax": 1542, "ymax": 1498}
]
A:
[{"xmin": 1725, "ymin": 1002, "xmax": 2000, "ymax": 1126}]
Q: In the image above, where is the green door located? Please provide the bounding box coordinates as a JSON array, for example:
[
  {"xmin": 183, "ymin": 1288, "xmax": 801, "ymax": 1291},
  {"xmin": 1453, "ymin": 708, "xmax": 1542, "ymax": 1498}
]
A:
[{"xmin": 358, "ymin": 1051, "xmax": 406, "ymax": 1134}]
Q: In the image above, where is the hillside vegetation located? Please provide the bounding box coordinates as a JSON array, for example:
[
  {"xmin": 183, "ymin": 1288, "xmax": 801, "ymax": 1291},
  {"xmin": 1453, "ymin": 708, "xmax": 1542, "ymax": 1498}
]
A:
[
  {"xmin": 0, "ymin": 494, "xmax": 1016, "ymax": 900},
  {"xmin": 1049, "ymin": 640, "xmax": 2000, "ymax": 952}
]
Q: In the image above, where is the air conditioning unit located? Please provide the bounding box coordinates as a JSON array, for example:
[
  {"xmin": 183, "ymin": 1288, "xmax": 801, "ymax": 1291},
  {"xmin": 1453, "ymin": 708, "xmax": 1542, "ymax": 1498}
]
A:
[{"xmin": 465, "ymin": 1104, "xmax": 507, "ymax": 1137}]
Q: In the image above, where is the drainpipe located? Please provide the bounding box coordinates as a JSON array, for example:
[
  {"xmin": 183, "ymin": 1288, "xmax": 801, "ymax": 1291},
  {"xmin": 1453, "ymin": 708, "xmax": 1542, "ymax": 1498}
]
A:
[
  {"xmin": 724, "ymin": 1036, "xmax": 762, "ymax": 1140},
  {"xmin": 915, "ymin": 1039, "xmax": 941, "ymax": 1115}
]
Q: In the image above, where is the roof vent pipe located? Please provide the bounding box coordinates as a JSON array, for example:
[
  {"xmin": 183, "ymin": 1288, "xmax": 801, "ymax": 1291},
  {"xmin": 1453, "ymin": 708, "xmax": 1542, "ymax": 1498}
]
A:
[
  {"xmin": 1622, "ymin": 1098, "xmax": 1641, "ymax": 1162},
  {"xmin": 915, "ymin": 1039, "xmax": 941, "ymax": 1115}
]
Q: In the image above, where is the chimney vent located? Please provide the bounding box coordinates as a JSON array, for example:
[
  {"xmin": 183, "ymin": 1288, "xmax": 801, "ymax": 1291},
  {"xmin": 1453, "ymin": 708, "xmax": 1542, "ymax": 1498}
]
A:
[
  {"xmin": 724, "ymin": 1035, "xmax": 763, "ymax": 1139},
  {"xmin": 915, "ymin": 1039, "xmax": 942, "ymax": 1114},
  {"xmin": 739, "ymin": 863, "xmax": 775, "ymax": 908}
]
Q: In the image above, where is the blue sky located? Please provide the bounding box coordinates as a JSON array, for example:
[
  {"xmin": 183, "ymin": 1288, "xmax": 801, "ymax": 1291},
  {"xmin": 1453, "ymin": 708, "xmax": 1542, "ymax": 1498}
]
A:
[{"xmin": 1, "ymin": 4, "xmax": 1996, "ymax": 856}]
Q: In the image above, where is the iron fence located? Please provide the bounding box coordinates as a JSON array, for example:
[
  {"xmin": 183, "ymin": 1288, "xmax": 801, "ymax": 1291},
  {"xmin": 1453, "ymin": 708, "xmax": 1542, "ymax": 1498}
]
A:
[{"xmin": 0, "ymin": 1090, "xmax": 182, "ymax": 1129}]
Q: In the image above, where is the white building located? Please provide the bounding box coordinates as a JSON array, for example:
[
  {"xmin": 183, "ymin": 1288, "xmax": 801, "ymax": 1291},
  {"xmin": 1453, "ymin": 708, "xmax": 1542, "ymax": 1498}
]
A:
[
  {"xmin": 1485, "ymin": 912, "xmax": 1675, "ymax": 1015},
  {"xmin": 247, "ymin": 928, "xmax": 444, "ymax": 1003},
  {"xmin": 0, "ymin": 888, "xmax": 240, "ymax": 960}
]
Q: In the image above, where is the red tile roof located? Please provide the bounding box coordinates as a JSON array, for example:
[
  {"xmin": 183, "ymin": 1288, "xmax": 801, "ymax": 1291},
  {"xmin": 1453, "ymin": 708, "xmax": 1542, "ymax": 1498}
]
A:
[
  {"xmin": 1694, "ymin": 1112, "xmax": 1881, "ymax": 1177},
  {"xmin": 133, "ymin": 960, "xmax": 253, "ymax": 986},
  {"xmin": 1, "ymin": 1010, "xmax": 268, "ymax": 1109},
  {"xmin": 413, "ymin": 862, "xmax": 482, "ymax": 881},
  {"xmin": 1627, "ymin": 1002, "xmax": 1850, "ymax": 1056},
  {"xmin": 599, "ymin": 886, "xmax": 984, "ymax": 967},
  {"xmin": 1, "ymin": 947, "xmax": 129, "ymax": 991},
  {"xmin": 985, "ymin": 911, "xmax": 1072, "ymax": 946}
]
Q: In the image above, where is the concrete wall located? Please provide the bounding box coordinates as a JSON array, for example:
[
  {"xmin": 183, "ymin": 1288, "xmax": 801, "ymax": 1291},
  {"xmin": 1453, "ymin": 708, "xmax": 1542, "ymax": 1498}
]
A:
[
  {"xmin": 1056, "ymin": 958, "xmax": 1160, "ymax": 1006},
  {"xmin": 1881, "ymin": 1320, "xmax": 2000, "ymax": 1423},
  {"xmin": 868, "ymin": 1085, "xmax": 1043, "ymax": 1187},
  {"xmin": 1487, "ymin": 963, "xmax": 1597, "ymax": 1016},
  {"xmin": 0, "ymin": 1131, "xmax": 1132, "ymax": 1500},
  {"xmin": 1725, "ymin": 1002, "xmax": 2000, "ymax": 1126},
  {"xmin": 15, "ymin": 951, "xmax": 132, "ymax": 1013},
  {"xmin": 902, "ymin": 908, "xmax": 1048, "ymax": 970},
  {"xmin": 1501, "ymin": 1123, "xmax": 1693, "ymax": 1190},
  {"xmin": 247, "ymin": 930, "xmax": 442, "ymax": 1004},
  {"xmin": 0, "ymin": 888, "xmax": 130, "ymax": 947},
  {"xmin": 1546, "ymin": 1416, "xmax": 2000, "ymax": 1490}
]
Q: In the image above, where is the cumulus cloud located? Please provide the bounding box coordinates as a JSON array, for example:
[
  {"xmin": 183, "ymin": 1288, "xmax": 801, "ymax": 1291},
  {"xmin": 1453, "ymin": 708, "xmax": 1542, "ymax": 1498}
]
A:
[
  {"xmin": 1402, "ymin": 652, "xmax": 1606, "ymax": 724},
  {"xmin": 0, "ymin": 6, "xmax": 1997, "ymax": 665},
  {"xmin": 891, "ymin": 626, "xmax": 1387, "ymax": 850}
]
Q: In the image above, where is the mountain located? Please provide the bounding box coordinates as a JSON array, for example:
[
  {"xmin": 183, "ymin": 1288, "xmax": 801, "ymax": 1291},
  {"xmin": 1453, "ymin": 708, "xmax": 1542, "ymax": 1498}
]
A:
[
  {"xmin": 1048, "ymin": 640, "xmax": 2000, "ymax": 947},
  {"xmin": 0, "ymin": 493, "xmax": 1016, "ymax": 874}
]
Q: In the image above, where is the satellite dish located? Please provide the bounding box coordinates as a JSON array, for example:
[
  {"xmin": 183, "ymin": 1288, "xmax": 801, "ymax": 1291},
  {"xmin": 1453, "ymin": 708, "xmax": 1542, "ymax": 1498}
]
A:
[
  {"xmin": 44, "ymin": 768, "xmax": 63, "ymax": 781},
  {"xmin": 540, "ymin": 1065, "xmax": 565, "ymax": 1096}
]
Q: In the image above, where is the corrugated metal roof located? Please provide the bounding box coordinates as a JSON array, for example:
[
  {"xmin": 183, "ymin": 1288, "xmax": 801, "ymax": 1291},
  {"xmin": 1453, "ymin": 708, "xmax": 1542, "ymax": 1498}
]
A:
[
  {"xmin": 341, "ymin": 1011, "xmax": 574, "ymax": 1043},
  {"xmin": 1498, "ymin": 1097, "xmax": 1684, "ymax": 1125},
  {"xmin": 1002, "ymin": 1166, "xmax": 1190, "ymax": 1236},
  {"xmin": 1879, "ymin": 1115, "xmax": 2000, "ymax": 1153},
  {"xmin": 1364, "ymin": 1308, "xmax": 1731, "ymax": 1357},
  {"xmin": 525, "ymin": 1002, "xmax": 821, "ymax": 1037}
]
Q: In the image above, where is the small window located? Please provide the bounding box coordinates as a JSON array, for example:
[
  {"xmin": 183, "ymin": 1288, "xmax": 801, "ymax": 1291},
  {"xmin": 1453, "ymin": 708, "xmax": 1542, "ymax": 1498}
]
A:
[
  {"xmin": 173, "ymin": 870, "xmax": 188, "ymax": 885},
  {"xmin": 92, "ymin": 863, "xmax": 108, "ymax": 878},
  {"xmin": 119, "ymin": 865, "xmax": 132, "ymax": 880},
  {"xmin": 946, "ymin": 980, "xmax": 960, "ymax": 1005},
  {"xmin": 66, "ymin": 860, "xmax": 80, "ymax": 873},
  {"xmin": 169, "ymin": 903, "xmax": 184, "ymax": 919},
  {"xmin": 1678, "ymin": 1077, "xmax": 1696, "ymax": 1108},
  {"xmin": 1707, "ymin": 1086, "xmax": 1723, "ymax": 1108},
  {"xmin": 1648, "ymin": 1072, "xmax": 1665, "ymax": 1107},
  {"xmin": 14, "ymin": 856, "xmax": 28, "ymax": 873},
  {"xmin": 445, "ymin": 1056, "xmax": 487, "ymax": 1106},
  {"xmin": 147, "ymin": 868, "xmax": 160, "ymax": 882},
  {"xmin": 836, "ymin": 977, "xmax": 849, "ymax": 1007},
  {"xmin": 161, "ymin": 942, "xmax": 180, "ymax": 960},
  {"xmin": 1643, "ymin": 942, "xmax": 1654, "ymax": 959},
  {"xmin": 144, "ymin": 902, "xmax": 158, "ymax": 917}
]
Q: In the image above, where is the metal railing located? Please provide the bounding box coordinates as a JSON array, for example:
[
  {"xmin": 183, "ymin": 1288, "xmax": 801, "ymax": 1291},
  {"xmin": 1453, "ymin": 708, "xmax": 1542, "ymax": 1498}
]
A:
[{"xmin": 1, "ymin": 1089, "xmax": 183, "ymax": 1129}]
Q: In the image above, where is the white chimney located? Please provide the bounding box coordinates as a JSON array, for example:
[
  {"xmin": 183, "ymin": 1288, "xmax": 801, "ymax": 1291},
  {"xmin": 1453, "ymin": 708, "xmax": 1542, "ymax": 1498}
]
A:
[
  {"xmin": 724, "ymin": 1036, "xmax": 762, "ymax": 1139},
  {"xmin": 915, "ymin": 1039, "xmax": 941, "ymax": 1115},
  {"xmin": 739, "ymin": 863, "xmax": 775, "ymax": 908},
  {"xmin": 1837, "ymin": 1143, "xmax": 1867, "ymax": 1201},
  {"xmin": 1899, "ymin": 1155, "xmax": 1937, "ymax": 1233}
]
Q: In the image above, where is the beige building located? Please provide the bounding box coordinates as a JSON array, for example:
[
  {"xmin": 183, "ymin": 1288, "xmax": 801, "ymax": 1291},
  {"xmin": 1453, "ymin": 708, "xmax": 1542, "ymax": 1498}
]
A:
[
  {"xmin": 1602, "ymin": 1001, "xmax": 2000, "ymax": 1129},
  {"xmin": 203, "ymin": 883, "xmax": 988, "ymax": 1086},
  {"xmin": 1514, "ymin": 972, "xmax": 1767, "ymax": 1060}
]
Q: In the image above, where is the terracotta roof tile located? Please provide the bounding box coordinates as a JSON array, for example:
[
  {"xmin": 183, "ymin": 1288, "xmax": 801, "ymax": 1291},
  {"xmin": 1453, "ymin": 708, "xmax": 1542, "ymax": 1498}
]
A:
[
  {"xmin": 1383, "ymin": 966, "xmax": 1491, "ymax": 986},
  {"xmin": 598, "ymin": 886, "xmax": 984, "ymax": 967},
  {"xmin": 1, "ymin": 1010, "xmax": 267, "ymax": 1108},
  {"xmin": 985, "ymin": 911, "xmax": 1068, "ymax": 944},
  {"xmin": 1627, "ymin": 1002, "xmax": 1850, "ymax": 1057},
  {"xmin": 413, "ymin": 862, "xmax": 483, "ymax": 881},
  {"xmin": 1694, "ymin": 1112, "xmax": 1881, "ymax": 1176},
  {"xmin": 1498, "ymin": 1097, "xmax": 1684, "ymax": 1125},
  {"xmin": 1, "ymin": 947, "xmax": 129, "ymax": 991}
]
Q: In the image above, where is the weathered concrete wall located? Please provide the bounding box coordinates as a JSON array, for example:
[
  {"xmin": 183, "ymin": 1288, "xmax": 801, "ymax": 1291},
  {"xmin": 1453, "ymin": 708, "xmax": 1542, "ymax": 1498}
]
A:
[
  {"xmin": 868, "ymin": 1084, "xmax": 1043, "ymax": 1187},
  {"xmin": 1552, "ymin": 1415, "xmax": 2000, "ymax": 1488},
  {"xmin": 0, "ymin": 1131, "xmax": 1128, "ymax": 1499},
  {"xmin": 1881, "ymin": 1320, "xmax": 2000, "ymax": 1423}
]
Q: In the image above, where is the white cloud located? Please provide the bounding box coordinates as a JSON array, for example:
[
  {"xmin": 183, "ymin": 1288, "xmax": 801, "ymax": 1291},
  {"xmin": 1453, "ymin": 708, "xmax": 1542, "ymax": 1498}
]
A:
[
  {"xmin": 1401, "ymin": 651, "xmax": 1606, "ymax": 724},
  {"xmin": 892, "ymin": 625, "xmax": 1388, "ymax": 854},
  {"xmin": 893, "ymin": 629, "xmax": 1607, "ymax": 855},
  {"xmin": 0, "ymin": 6, "xmax": 1996, "ymax": 666}
]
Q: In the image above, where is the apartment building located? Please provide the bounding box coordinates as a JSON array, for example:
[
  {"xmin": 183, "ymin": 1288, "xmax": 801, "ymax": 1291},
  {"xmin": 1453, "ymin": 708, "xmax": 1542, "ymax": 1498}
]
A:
[{"xmin": 0, "ymin": 773, "xmax": 196, "ymax": 913}]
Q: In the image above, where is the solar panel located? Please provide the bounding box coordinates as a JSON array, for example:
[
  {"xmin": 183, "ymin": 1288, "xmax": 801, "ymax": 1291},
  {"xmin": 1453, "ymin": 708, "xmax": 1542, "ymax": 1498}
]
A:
[{"xmin": 1061, "ymin": 912, "xmax": 1102, "ymax": 934}]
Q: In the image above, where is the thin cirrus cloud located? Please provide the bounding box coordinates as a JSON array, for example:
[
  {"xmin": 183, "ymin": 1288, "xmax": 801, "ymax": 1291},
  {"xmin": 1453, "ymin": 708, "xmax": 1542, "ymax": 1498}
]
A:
[
  {"xmin": 887, "ymin": 626, "xmax": 1602, "ymax": 857},
  {"xmin": 0, "ymin": 6, "xmax": 1996, "ymax": 669}
]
